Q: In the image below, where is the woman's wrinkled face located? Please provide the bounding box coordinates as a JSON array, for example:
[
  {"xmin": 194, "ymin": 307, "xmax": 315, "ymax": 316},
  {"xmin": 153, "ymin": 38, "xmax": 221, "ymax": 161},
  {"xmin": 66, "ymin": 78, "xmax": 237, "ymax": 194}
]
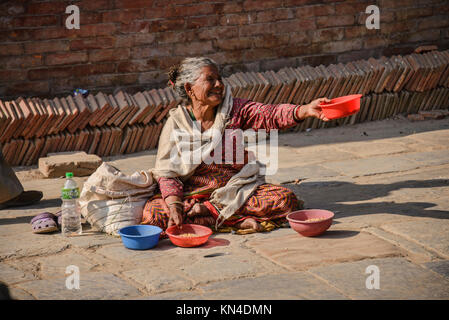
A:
[{"xmin": 187, "ymin": 65, "xmax": 224, "ymax": 107}]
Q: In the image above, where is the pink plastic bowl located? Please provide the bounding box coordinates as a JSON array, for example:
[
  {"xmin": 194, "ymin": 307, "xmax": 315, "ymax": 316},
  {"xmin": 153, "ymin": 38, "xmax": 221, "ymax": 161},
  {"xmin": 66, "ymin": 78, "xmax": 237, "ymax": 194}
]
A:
[
  {"xmin": 287, "ymin": 209, "xmax": 334, "ymax": 237},
  {"xmin": 166, "ymin": 224, "xmax": 212, "ymax": 248},
  {"xmin": 319, "ymin": 94, "xmax": 362, "ymax": 120}
]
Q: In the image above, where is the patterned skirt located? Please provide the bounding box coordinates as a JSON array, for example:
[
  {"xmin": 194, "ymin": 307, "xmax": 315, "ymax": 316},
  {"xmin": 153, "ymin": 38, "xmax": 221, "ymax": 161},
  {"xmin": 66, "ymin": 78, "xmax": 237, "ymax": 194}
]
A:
[{"xmin": 141, "ymin": 183, "xmax": 300, "ymax": 235}]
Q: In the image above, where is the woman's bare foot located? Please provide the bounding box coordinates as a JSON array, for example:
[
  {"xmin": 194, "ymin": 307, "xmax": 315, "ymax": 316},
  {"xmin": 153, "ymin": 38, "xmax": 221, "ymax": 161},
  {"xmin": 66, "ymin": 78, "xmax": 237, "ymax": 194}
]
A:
[
  {"xmin": 187, "ymin": 203, "xmax": 210, "ymax": 217},
  {"xmin": 192, "ymin": 216, "xmax": 216, "ymax": 226},
  {"xmin": 236, "ymin": 218, "xmax": 263, "ymax": 232}
]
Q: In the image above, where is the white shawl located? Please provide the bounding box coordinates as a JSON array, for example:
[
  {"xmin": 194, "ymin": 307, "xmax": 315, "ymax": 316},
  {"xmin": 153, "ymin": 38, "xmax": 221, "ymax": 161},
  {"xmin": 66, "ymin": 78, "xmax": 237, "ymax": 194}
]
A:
[{"xmin": 151, "ymin": 86, "xmax": 266, "ymax": 227}]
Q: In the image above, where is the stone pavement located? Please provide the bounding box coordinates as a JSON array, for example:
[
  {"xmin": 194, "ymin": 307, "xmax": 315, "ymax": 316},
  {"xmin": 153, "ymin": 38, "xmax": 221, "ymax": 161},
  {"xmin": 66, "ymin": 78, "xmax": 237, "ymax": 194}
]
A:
[{"xmin": 1, "ymin": 116, "xmax": 449, "ymax": 300}]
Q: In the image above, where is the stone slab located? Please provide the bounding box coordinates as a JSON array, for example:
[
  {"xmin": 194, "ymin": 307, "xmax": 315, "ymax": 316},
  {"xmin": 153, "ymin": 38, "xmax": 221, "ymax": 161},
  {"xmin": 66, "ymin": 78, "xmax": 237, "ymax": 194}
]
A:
[
  {"xmin": 364, "ymin": 227, "xmax": 437, "ymax": 263},
  {"xmin": 0, "ymin": 233, "xmax": 70, "ymax": 260},
  {"xmin": 16, "ymin": 272, "xmax": 141, "ymax": 300},
  {"xmin": 38, "ymin": 151, "xmax": 102, "ymax": 178},
  {"xmin": 246, "ymin": 231, "xmax": 402, "ymax": 271},
  {"xmin": 9, "ymin": 252, "xmax": 98, "ymax": 280},
  {"xmin": 333, "ymin": 141, "xmax": 410, "ymax": 157},
  {"xmin": 8, "ymin": 287, "xmax": 35, "ymax": 300},
  {"xmin": 138, "ymin": 291, "xmax": 204, "ymax": 300},
  {"xmin": 382, "ymin": 219, "xmax": 449, "ymax": 258},
  {"xmin": 265, "ymin": 164, "xmax": 340, "ymax": 184},
  {"xmin": 321, "ymin": 154, "xmax": 421, "ymax": 177},
  {"xmin": 309, "ymin": 257, "xmax": 449, "ymax": 299},
  {"xmin": 179, "ymin": 252, "xmax": 281, "ymax": 285},
  {"xmin": 424, "ymin": 260, "xmax": 449, "ymax": 279},
  {"xmin": 64, "ymin": 232, "xmax": 121, "ymax": 249},
  {"xmin": 402, "ymin": 150, "xmax": 449, "ymax": 167},
  {"xmin": 199, "ymin": 272, "xmax": 347, "ymax": 300},
  {"xmin": 277, "ymin": 145, "xmax": 357, "ymax": 167},
  {"xmin": 0, "ymin": 263, "xmax": 35, "ymax": 285},
  {"xmin": 122, "ymin": 268, "xmax": 193, "ymax": 294}
]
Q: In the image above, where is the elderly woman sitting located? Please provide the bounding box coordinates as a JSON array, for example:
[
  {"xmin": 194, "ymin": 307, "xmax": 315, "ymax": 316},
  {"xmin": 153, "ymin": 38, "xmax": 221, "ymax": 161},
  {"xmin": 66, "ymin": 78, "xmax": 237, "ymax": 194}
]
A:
[{"xmin": 143, "ymin": 57, "xmax": 329, "ymax": 233}]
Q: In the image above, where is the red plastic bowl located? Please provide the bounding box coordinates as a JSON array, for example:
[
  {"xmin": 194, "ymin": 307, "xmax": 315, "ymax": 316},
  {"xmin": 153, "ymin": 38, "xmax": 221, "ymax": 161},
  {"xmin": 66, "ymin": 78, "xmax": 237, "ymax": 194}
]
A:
[
  {"xmin": 319, "ymin": 94, "xmax": 362, "ymax": 120},
  {"xmin": 166, "ymin": 224, "xmax": 213, "ymax": 248},
  {"xmin": 287, "ymin": 209, "xmax": 334, "ymax": 237}
]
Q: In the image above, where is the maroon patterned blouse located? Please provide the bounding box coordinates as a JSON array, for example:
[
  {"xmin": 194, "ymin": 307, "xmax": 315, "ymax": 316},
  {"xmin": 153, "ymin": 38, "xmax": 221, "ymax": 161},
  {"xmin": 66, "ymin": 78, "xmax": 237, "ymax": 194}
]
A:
[{"xmin": 158, "ymin": 98, "xmax": 302, "ymax": 199}]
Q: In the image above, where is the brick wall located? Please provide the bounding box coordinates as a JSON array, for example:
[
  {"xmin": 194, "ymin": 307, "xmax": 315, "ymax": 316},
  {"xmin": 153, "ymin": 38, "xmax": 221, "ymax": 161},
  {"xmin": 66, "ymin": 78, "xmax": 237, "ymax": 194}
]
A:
[{"xmin": 1, "ymin": 0, "xmax": 448, "ymax": 99}]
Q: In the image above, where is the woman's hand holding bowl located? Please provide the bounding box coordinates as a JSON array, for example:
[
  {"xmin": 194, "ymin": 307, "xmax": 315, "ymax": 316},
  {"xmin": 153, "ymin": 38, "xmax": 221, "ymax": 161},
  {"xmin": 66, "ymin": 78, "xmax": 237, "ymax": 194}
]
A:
[{"xmin": 296, "ymin": 97, "xmax": 331, "ymax": 122}]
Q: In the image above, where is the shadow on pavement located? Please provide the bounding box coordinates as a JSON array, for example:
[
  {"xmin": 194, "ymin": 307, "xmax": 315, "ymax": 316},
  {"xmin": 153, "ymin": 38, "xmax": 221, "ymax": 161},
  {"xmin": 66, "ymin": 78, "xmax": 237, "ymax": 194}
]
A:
[
  {"xmin": 279, "ymin": 118, "xmax": 449, "ymax": 149},
  {"xmin": 313, "ymin": 230, "xmax": 360, "ymax": 239},
  {"xmin": 289, "ymin": 178, "xmax": 449, "ymax": 220},
  {"xmin": 0, "ymin": 198, "xmax": 62, "ymax": 213}
]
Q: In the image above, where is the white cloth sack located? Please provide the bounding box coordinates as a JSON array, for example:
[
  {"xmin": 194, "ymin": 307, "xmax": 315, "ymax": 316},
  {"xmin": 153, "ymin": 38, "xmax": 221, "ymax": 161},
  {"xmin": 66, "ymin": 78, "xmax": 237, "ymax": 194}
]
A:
[{"xmin": 79, "ymin": 162, "xmax": 156, "ymax": 235}]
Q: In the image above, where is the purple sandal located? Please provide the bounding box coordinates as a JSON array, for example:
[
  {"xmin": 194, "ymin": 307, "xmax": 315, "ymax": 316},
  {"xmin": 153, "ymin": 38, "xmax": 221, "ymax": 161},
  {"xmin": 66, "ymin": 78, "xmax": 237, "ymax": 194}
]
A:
[{"xmin": 31, "ymin": 212, "xmax": 59, "ymax": 234}]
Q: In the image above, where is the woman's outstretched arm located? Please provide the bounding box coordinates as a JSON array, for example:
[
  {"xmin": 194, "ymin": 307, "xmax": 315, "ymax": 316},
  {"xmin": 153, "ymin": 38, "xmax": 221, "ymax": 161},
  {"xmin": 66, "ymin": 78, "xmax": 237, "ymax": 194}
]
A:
[{"xmin": 229, "ymin": 97, "xmax": 330, "ymax": 131}]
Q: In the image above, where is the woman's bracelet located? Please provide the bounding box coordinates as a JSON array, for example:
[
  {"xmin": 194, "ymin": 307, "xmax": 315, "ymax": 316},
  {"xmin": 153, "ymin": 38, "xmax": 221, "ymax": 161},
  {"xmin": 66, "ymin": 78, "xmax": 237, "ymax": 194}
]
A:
[
  {"xmin": 167, "ymin": 200, "xmax": 184, "ymax": 207},
  {"xmin": 293, "ymin": 105, "xmax": 303, "ymax": 122}
]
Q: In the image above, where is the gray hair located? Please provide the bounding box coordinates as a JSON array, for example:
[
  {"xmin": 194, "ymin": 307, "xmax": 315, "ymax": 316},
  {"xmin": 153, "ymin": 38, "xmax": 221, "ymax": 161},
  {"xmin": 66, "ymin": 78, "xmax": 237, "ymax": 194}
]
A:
[{"xmin": 168, "ymin": 57, "xmax": 220, "ymax": 101}]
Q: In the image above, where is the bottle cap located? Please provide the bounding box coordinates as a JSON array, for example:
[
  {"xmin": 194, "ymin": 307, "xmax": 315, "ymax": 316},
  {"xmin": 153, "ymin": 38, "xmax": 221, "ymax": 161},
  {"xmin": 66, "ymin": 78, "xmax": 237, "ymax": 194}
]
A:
[{"xmin": 66, "ymin": 172, "xmax": 74, "ymax": 178}]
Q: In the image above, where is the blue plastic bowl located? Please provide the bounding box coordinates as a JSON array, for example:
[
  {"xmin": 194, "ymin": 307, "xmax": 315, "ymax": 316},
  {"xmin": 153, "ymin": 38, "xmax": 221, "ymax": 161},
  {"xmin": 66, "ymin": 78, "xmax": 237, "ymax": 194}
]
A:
[{"xmin": 118, "ymin": 225, "xmax": 162, "ymax": 250}]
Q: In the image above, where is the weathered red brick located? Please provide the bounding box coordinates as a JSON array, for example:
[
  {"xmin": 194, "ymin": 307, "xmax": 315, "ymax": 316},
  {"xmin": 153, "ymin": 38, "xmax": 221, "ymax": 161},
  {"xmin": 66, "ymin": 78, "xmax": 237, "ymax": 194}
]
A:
[
  {"xmin": 255, "ymin": 8, "xmax": 293, "ymax": 23},
  {"xmin": 114, "ymin": 0, "xmax": 154, "ymax": 9},
  {"xmin": 4, "ymin": 82, "xmax": 49, "ymax": 99},
  {"xmin": 0, "ymin": 70, "xmax": 27, "ymax": 83},
  {"xmin": 115, "ymin": 35, "xmax": 134, "ymax": 48},
  {"xmin": 253, "ymin": 34, "xmax": 290, "ymax": 49},
  {"xmin": 239, "ymin": 23, "xmax": 274, "ymax": 37},
  {"xmin": 0, "ymin": 43, "xmax": 23, "ymax": 56},
  {"xmin": 377, "ymin": 0, "xmax": 415, "ymax": 9},
  {"xmin": 186, "ymin": 15, "xmax": 219, "ymax": 29},
  {"xmin": 335, "ymin": 1, "xmax": 370, "ymax": 15},
  {"xmin": 395, "ymin": 7, "xmax": 433, "ymax": 20},
  {"xmin": 316, "ymin": 15, "xmax": 354, "ymax": 28},
  {"xmin": 8, "ymin": 15, "xmax": 59, "ymax": 28},
  {"xmin": 196, "ymin": 26, "xmax": 239, "ymax": 41},
  {"xmin": 1, "ymin": 55, "xmax": 43, "ymax": 69},
  {"xmin": 144, "ymin": 6, "xmax": 178, "ymax": 19},
  {"xmin": 28, "ymin": 66, "xmax": 74, "ymax": 81},
  {"xmin": 80, "ymin": 12, "xmax": 103, "ymax": 24},
  {"xmin": 72, "ymin": 63, "xmax": 116, "ymax": 77},
  {"xmin": 364, "ymin": 37, "xmax": 389, "ymax": 49},
  {"xmin": 117, "ymin": 60, "xmax": 158, "ymax": 73},
  {"xmin": 219, "ymin": 13, "xmax": 256, "ymax": 26},
  {"xmin": 243, "ymin": 0, "xmax": 280, "ymax": 11},
  {"xmin": 294, "ymin": 6, "xmax": 315, "ymax": 19},
  {"xmin": 418, "ymin": 16, "xmax": 449, "ymax": 31},
  {"xmin": 322, "ymin": 39, "xmax": 363, "ymax": 53},
  {"xmin": 344, "ymin": 26, "xmax": 367, "ymax": 39},
  {"xmin": 45, "ymin": 52, "xmax": 88, "ymax": 66},
  {"xmin": 150, "ymin": 19, "xmax": 186, "ymax": 33},
  {"xmin": 173, "ymin": 41, "xmax": 214, "ymax": 56},
  {"xmin": 70, "ymin": 37, "xmax": 115, "ymax": 51},
  {"xmin": 32, "ymin": 27, "xmax": 70, "ymax": 40},
  {"xmin": 26, "ymin": 2, "xmax": 67, "ymax": 14},
  {"xmin": 102, "ymin": 9, "xmax": 144, "ymax": 24},
  {"xmin": 133, "ymin": 33, "xmax": 156, "ymax": 46},
  {"xmin": 312, "ymin": 28, "xmax": 345, "ymax": 43},
  {"xmin": 69, "ymin": 24, "xmax": 117, "ymax": 38},
  {"xmin": 215, "ymin": 38, "xmax": 253, "ymax": 51},
  {"xmin": 284, "ymin": 0, "xmax": 323, "ymax": 6},
  {"xmin": 275, "ymin": 19, "xmax": 316, "ymax": 33},
  {"xmin": 89, "ymin": 48, "xmax": 130, "ymax": 62},
  {"xmin": 24, "ymin": 40, "xmax": 69, "ymax": 54},
  {"xmin": 131, "ymin": 45, "xmax": 173, "ymax": 59}
]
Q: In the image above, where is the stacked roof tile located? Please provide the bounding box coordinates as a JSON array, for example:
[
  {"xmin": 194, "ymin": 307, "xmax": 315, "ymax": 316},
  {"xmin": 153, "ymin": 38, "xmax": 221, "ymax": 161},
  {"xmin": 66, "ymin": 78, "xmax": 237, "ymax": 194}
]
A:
[{"xmin": 1, "ymin": 50, "xmax": 449, "ymax": 166}]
